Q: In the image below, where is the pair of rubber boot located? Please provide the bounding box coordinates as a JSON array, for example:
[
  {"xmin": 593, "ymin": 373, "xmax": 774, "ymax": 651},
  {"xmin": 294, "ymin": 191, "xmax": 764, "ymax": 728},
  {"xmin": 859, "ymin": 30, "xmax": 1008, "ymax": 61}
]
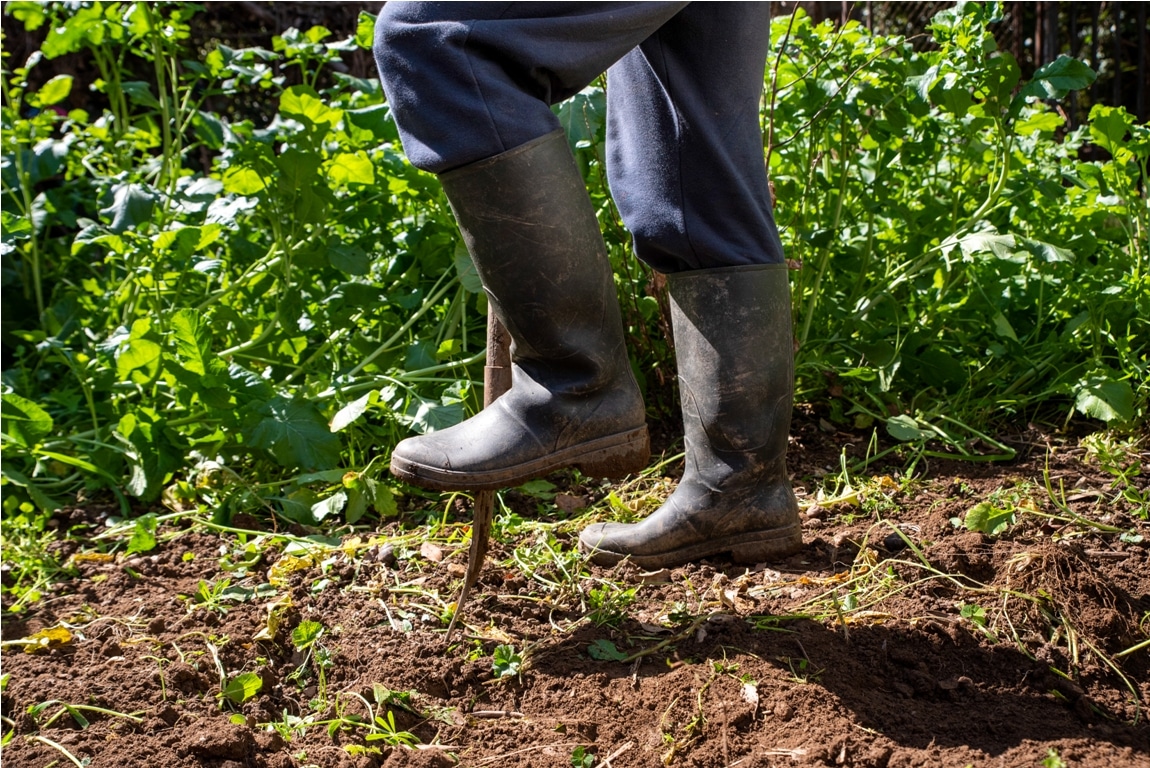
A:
[{"xmin": 389, "ymin": 130, "xmax": 802, "ymax": 568}]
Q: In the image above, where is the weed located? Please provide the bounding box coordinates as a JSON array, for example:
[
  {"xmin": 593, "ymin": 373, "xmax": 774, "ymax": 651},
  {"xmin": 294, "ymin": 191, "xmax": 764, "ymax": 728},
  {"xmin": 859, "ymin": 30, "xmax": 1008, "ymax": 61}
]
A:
[
  {"xmin": 288, "ymin": 620, "xmax": 334, "ymax": 704},
  {"xmin": 585, "ymin": 582, "xmax": 638, "ymax": 627},
  {"xmin": 492, "ymin": 644, "xmax": 523, "ymax": 679},
  {"xmin": 26, "ymin": 700, "xmax": 145, "ymax": 729},
  {"xmin": 570, "ymin": 745, "xmax": 596, "ymax": 768},
  {"xmin": 364, "ymin": 710, "xmax": 419, "ymax": 747}
]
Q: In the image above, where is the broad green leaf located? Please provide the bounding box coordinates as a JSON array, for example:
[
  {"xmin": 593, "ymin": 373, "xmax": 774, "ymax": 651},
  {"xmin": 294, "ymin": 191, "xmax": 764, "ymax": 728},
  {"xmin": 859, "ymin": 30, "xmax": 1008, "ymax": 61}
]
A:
[
  {"xmin": 154, "ymin": 227, "xmax": 202, "ymax": 259},
  {"xmin": 311, "ymin": 491, "xmax": 347, "ymax": 522},
  {"xmin": 355, "ymin": 11, "xmax": 376, "ymax": 48},
  {"xmin": 929, "ymin": 71, "xmax": 973, "ymax": 117},
  {"xmin": 222, "ymin": 672, "xmax": 263, "ymax": 704},
  {"xmin": 1022, "ymin": 238, "xmax": 1074, "ymax": 263},
  {"xmin": 193, "ymin": 110, "xmax": 226, "ymax": 149},
  {"xmin": 293, "ymin": 469, "xmax": 347, "ymax": 485},
  {"xmin": 280, "ymin": 85, "xmax": 343, "ymax": 127},
  {"xmin": 555, "ymin": 88, "xmax": 606, "ymax": 149},
  {"xmin": 991, "ymin": 311, "xmax": 1018, "ymax": 342},
  {"xmin": 330, "ymin": 391, "xmax": 374, "ymax": 432},
  {"xmin": 886, "ymin": 415, "xmax": 932, "ymax": 442},
  {"xmin": 0, "ymin": 467, "xmax": 64, "ymax": 512},
  {"xmin": 1017, "ymin": 55, "xmax": 1096, "ymax": 102},
  {"xmin": 1075, "ymin": 377, "xmax": 1135, "ymax": 423},
  {"xmin": 491, "ymin": 644, "xmax": 522, "ymax": 678},
  {"xmin": 116, "ymin": 337, "xmax": 162, "ymax": 380},
  {"xmin": 327, "ymin": 151, "xmax": 375, "ymax": 186},
  {"xmin": 406, "ymin": 398, "xmax": 464, "ymax": 435},
  {"xmin": 121, "ymin": 80, "xmax": 160, "ymax": 109},
  {"xmin": 375, "ymin": 485, "xmax": 398, "ymax": 517},
  {"xmin": 276, "ymin": 148, "xmax": 324, "ymax": 192},
  {"xmin": 955, "ymin": 232, "xmax": 1016, "ymax": 259},
  {"xmin": 30, "ymin": 74, "xmax": 73, "ymax": 107},
  {"xmin": 345, "ymin": 486, "xmax": 367, "ymax": 524},
  {"xmin": 1014, "ymin": 110, "xmax": 1063, "ymax": 136},
  {"xmin": 436, "ymin": 339, "xmax": 462, "ymax": 360},
  {"xmin": 100, "ymin": 183, "xmax": 156, "ymax": 233},
  {"xmin": 292, "ymin": 619, "xmax": 324, "ymax": 650},
  {"xmin": 346, "ymin": 104, "xmax": 395, "ymax": 142},
  {"xmin": 963, "ymin": 502, "xmax": 1014, "ymax": 536},
  {"xmin": 1088, "ymin": 105, "xmax": 1133, "ymax": 155},
  {"xmin": 329, "ymin": 243, "xmax": 371, "ymax": 275},
  {"xmin": 170, "ymin": 308, "xmax": 211, "ymax": 376},
  {"xmin": 221, "ymin": 166, "xmax": 266, "ymax": 195},
  {"xmin": 126, "ymin": 513, "xmax": 158, "ymax": 555},
  {"xmin": 250, "ymin": 397, "xmax": 342, "ymax": 470},
  {"xmin": 453, "ymin": 241, "xmax": 483, "ymax": 293},
  {"xmin": 1, "ymin": 393, "xmax": 54, "ymax": 447},
  {"xmin": 587, "ymin": 639, "xmax": 628, "ymax": 661},
  {"xmin": 7, "ymin": 1, "xmax": 47, "ymax": 30}
]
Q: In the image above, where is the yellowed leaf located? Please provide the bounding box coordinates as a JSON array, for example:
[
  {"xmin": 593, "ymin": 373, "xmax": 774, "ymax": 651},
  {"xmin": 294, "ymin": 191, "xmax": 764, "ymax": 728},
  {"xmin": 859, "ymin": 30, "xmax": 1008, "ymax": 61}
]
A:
[
  {"xmin": 254, "ymin": 594, "xmax": 294, "ymax": 642},
  {"xmin": 70, "ymin": 553, "xmax": 114, "ymax": 565},
  {"xmin": 22, "ymin": 626, "xmax": 73, "ymax": 653},
  {"xmin": 268, "ymin": 553, "xmax": 319, "ymax": 587}
]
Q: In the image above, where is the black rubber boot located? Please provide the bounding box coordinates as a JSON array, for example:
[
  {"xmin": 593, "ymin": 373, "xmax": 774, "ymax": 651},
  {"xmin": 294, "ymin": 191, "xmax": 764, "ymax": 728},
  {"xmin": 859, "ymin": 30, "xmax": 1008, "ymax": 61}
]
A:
[
  {"xmin": 579, "ymin": 264, "xmax": 803, "ymax": 568},
  {"xmin": 389, "ymin": 130, "xmax": 649, "ymax": 491}
]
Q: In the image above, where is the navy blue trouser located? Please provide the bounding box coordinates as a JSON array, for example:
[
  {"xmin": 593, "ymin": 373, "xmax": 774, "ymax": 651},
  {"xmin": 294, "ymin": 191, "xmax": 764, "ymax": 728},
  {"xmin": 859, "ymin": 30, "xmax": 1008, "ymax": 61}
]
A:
[{"xmin": 373, "ymin": 2, "xmax": 783, "ymax": 274}]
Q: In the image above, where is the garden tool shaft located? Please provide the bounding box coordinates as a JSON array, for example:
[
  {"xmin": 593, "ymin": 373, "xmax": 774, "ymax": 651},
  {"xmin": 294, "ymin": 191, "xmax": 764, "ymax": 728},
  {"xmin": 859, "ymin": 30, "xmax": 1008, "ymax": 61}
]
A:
[{"xmin": 445, "ymin": 313, "xmax": 511, "ymax": 642}]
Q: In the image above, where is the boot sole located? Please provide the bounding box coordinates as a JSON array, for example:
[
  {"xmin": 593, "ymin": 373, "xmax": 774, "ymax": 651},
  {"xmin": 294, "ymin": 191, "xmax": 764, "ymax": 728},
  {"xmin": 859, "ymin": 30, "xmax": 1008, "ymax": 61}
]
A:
[
  {"xmin": 582, "ymin": 523, "xmax": 803, "ymax": 569},
  {"xmin": 389, "ymin": 426, "xmax": 650, "ymax": 491}
]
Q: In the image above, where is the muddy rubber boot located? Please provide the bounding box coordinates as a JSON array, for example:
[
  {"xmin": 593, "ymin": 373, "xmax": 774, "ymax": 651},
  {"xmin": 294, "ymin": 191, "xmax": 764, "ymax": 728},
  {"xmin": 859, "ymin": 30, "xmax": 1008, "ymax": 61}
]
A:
[
  {"xmin": 389, "ymin": 130, "xmax": 649, "ymax": 491},
  {"xmin": 579, "ymin": 264, "xmax": 803, "ymax": 567}
]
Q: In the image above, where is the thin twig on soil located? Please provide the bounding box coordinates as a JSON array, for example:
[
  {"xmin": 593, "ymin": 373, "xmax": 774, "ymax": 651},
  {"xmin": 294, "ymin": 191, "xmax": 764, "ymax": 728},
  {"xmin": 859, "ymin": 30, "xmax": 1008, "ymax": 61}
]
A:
[{"xmin": 598, "ymin": 740, "xmax": 634, "ymax": 767}]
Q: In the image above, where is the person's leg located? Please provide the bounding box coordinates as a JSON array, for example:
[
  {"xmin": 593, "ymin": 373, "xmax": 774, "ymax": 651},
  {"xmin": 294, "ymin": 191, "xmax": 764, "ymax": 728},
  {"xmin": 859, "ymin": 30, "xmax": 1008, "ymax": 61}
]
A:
[
  {"xmin": 580, "ymin": 5, "xmax": 803, "ymax": 566},
  {"xmin": 375, "ymin": 2, "xmax": 688, "ymax": 173},
  {"xmin": 604, "ymin": 2, "xmax": 784, "ymax": 273},
  {"xmin": 374, "ymin": 3, "xmax": 687, "ymax": 490}
]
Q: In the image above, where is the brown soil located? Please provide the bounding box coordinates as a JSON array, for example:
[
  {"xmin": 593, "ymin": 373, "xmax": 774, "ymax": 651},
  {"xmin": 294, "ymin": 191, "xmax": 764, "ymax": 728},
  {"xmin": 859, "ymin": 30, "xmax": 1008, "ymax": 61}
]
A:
[{"xmin": 2, "ymin": 416, "xmax": 1148, "ymax": 768}]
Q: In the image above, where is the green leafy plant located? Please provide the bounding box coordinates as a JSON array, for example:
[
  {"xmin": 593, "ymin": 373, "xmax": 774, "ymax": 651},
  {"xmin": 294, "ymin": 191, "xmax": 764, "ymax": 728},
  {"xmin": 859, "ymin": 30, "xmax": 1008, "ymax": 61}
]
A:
[
  {"xmin": 586, "ymin": 583, "xmax": 638, "ymax": 628},
  {"xmin": 221, "ymin": 672, "xmax": 263, "ymax": 706},
  {"xmin": 1, "ymin": 0, "xmax": 1145, "ymax": 550},
  {"xmin": 962, "ymin": 501, "xmax": 1016, "ymax": 536},
  {"xmin": 491, "ymin": 644, "xmax": 523, "ymax": 679},
  {"xmin": 364, "ymin": 710, "xmax": 419, "ymax": 747},
  {"xmin": 570, "ymin": 745, "xmax": 596, "ymax": 768},
  {"xmin": 587, "ymin": 639, "xmax": 628, "ymax": 662}
]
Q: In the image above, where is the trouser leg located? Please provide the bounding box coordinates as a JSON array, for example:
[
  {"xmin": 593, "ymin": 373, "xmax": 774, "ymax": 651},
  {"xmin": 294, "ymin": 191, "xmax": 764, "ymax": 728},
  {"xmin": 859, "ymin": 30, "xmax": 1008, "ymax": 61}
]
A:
[
  {"xmin": 375, "ymin": 2, "xmax": 781, "ymax": 273},
  {"xmin": 374, "ymin": 1, "xmax": 688, "ymax": 173},
  {"xmin": 605, "ymin": 3, "xmax": 784, "ymax": 272}
]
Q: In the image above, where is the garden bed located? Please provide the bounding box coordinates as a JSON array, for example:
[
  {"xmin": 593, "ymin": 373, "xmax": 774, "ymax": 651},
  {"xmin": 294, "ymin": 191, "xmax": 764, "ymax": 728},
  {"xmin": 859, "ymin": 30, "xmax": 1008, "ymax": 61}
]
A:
[{"xmin": 3, "ymin": 415, "xmax": 1147, "ymax": 768}]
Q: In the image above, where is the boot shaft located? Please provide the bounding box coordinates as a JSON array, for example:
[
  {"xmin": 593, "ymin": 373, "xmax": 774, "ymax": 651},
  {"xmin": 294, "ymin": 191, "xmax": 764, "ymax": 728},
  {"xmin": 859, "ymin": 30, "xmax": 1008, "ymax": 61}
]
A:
[
  {"xmin": 667, "ymin": 264, "xmax": 794, "ymax": 469},
  {"xmin": 439, "ymin": 130, "xmax": 627, "ymax": 394}
]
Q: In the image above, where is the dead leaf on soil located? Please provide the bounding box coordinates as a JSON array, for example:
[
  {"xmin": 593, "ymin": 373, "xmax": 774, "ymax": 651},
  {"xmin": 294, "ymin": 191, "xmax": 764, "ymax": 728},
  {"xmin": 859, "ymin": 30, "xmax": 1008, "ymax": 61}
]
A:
[
  {"xmin": 420, "ymin": 542, "xmax": 444, "ymax": 562},
  {"xmin": 254, "ymin": 594, "xmax": 293, "ymax": 642},
  {"xmin": 268, "ymin": 552, "xmax": 320, "ymax": 587},
  {"xmin": 69, "ymin": 552, "xmax": 115, "ymax": 566},
  {"xmin": 20, "ymin": 626, "xmax": 73, "ymax": 653}
]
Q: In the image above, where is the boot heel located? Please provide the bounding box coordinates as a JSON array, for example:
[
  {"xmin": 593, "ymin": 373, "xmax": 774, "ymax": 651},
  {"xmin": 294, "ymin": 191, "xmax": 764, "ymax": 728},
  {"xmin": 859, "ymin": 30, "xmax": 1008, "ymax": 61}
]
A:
[{"xmin": 575, "ymin": 427, "xmax": 650, "ymax": 479}]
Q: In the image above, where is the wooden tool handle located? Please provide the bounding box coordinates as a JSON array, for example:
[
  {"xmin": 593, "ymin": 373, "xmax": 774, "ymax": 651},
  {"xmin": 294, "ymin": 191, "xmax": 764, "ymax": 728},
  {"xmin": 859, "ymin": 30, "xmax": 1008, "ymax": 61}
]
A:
[
  {"xmin": 483, "ymin": 313, "xmax": 512, "ymax": 406},
  {"xmin": 445, "ymin": 312, "xmax": 511, "ymax": 644}
]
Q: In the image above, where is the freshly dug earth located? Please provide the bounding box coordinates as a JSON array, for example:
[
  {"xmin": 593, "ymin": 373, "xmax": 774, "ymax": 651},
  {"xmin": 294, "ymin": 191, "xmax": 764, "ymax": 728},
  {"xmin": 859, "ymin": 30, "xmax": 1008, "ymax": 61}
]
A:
[{"xmin": 3, "ymin": 416, "xmax": 1148, "ymax": 767}]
